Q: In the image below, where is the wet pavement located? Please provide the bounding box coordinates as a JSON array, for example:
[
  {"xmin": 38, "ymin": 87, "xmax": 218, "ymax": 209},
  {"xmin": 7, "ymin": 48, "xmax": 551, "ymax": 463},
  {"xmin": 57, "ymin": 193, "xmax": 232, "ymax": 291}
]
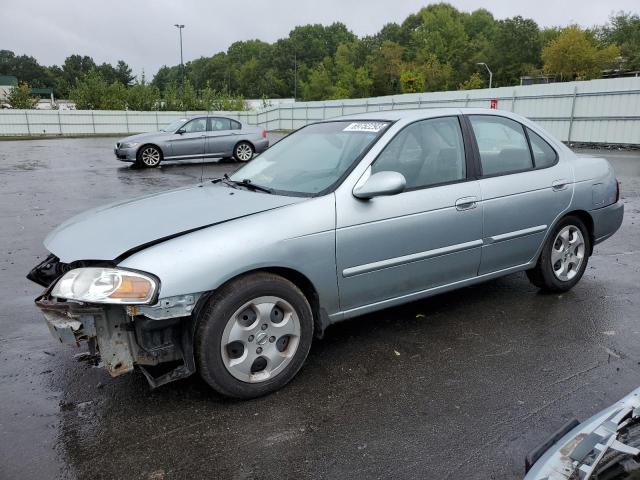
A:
[{"xmin": 0, "ymin": 137, "xmax": 639, "ymax": 480}]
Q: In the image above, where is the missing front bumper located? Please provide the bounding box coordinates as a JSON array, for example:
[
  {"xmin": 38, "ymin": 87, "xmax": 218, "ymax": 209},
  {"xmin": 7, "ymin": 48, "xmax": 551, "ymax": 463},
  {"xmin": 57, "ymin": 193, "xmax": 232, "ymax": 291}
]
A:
[
  {"xmin": 36, "ymin": 296, "xmax": 136, "ymax": 377},
  {"xmin": 34, "ymin": 295, "xmax": 197, "ymax": 387}
]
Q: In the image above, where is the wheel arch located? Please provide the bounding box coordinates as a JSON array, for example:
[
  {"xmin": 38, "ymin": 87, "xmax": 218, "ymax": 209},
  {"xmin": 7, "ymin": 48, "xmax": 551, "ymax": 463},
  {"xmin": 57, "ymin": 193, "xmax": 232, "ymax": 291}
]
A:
[
  {"xmin": 202, "ymin": 266, "xmax": 327, "ymax": 339},
  {"xmin": 234, "ymin": 139, "xmax": 255, "ymax": 152},
  {"xmin": 561, "ymin": 209, "xmax": 595, "ymax": 255},
  {"xmin": 136, "ymin": 143, "xmax": 164, "ymax": 161}
]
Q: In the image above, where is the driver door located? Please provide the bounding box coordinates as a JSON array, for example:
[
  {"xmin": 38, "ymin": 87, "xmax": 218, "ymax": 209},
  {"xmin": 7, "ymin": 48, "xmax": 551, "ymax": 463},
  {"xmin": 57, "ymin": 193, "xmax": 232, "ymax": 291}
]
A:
[
  {"xmin": 167, "ymin": 117, "xmax": 207, "ymax": 159},
  {"xmin": 335, "ymin": 116, "xmax": 483, "ymax": 313}
]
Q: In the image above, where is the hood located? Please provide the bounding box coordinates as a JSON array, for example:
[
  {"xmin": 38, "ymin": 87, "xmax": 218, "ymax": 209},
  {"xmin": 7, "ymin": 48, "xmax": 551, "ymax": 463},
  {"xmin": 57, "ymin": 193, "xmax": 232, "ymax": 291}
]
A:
[
  {"xmin": 118, "ymin": 131, "xmax": 167, "ymax": 143},
  {"xmin": 45, "ymin": 184, "xmax": 304, "ymax": 263}
]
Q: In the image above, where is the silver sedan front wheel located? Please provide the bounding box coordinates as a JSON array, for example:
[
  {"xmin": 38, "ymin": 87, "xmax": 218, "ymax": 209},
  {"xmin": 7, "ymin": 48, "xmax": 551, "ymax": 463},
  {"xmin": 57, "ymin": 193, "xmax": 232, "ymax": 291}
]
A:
[
  {"xmin": 221, "ymin": 296, "xmax": 301, "ymax": 383},
  {"xmin": 551, "ymin": 225, "xmax": 586, "ymax": 281},
  {"xmin": 138, "ymin": 146, "xmax": 161, "ymax": 167},
  {"xmin": 196, "ymin": 272, "xmax": 313, "ymax": 398}
]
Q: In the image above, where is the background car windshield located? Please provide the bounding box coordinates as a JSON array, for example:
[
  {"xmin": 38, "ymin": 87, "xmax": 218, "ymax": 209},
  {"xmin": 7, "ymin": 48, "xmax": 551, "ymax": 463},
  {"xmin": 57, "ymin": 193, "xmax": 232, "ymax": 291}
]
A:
[
  {"xmin": 161, "ymin": 119, "xmax": 187, "ymax": 132},
  {"xmin": 230, "ymin": 121, "xmax": 389, "ymax": 195}
]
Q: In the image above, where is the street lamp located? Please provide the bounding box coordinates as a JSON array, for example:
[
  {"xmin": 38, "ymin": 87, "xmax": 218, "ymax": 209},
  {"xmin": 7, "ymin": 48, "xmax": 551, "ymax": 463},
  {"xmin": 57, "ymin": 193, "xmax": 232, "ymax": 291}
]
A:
[
  {"xmin": 477, "ymin": 62, "xmax": 492, "ymax": 89},
  {"xmin": 174, "ymin": 24, "xmax": 185, "ymax": 96}
]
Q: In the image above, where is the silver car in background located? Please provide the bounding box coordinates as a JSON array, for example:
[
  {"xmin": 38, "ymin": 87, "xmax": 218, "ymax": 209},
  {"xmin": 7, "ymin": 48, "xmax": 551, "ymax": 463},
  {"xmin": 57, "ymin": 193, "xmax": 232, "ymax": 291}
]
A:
[
  {"xmin": 30, "ymin": 108, "xmax": 623, "ymax": 399},
  {"xmin": 114, "ymin": 115, "xmax": 269, "ymax": 167}
]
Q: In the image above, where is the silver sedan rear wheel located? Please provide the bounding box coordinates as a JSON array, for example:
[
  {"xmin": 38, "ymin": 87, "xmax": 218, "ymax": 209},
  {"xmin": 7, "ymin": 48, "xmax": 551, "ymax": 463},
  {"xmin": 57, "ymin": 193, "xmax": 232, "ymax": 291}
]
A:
[
  {"xmin": 551, "ymin": 225, "xmax": 586, "ymax": 281},
  {"xmin": 221, "ymin": 296, "xmax": 301, "ymax": 383},
  {"xmin": 234, "ymin": 142, "xmax": 254, "ymax": 162},
  {"xmin": 139, "ymin": 146, "xmax": 161, "ymax": 167}
]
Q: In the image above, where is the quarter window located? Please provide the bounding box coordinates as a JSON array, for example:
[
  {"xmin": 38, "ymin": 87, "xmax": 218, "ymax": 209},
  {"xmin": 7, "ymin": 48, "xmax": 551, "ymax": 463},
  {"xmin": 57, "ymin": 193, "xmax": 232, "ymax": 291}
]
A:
[
  {"xmin": 469, "ymin": 115, "xmax": 533, "ymax": 176},
  {"xmin": 527, "ymin": 128, "xmax": 557, "ymax": 169},
  {"xmin": 372, "ymin": 116, "xmax": 466, "ymax": 189},
  {"xmin": 231, "ymin": 120, "xmax": 241, "ymax": 130}
]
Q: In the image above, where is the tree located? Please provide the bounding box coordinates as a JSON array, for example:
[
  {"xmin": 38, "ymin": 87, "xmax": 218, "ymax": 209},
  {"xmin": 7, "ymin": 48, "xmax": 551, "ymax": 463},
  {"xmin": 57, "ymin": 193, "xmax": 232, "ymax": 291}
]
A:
[
  {"xmin": 599, "ymin": 12, "xmax": 640, "ymax": 70},
  {"xmin": 126, "ymin": 74, "xmax": 160, "ymax": 110},
  {"xmin": 492, "ymin": 16, "xmax": 542, "ymax": 86},
  {"xmin": 542, "ymin": 26, "xmax": 620, "ymax": 80},
  {"xmin": 458, "ymin": 72, "xmax": 485, "ymax": 90},
  {"xmin": 7, "ymin": 81, "xmax": 36, "ymax": 108},
  {"xmin": 369, "ymin": 41, "xmax": 404, "ymax": 96},
  {"xmin": 69, "ymin": 70, "xmax": 126, "ymax": 109},
  {"xmin": 300, "ymin": 61, "xmax": 333, "ymax": 101}
]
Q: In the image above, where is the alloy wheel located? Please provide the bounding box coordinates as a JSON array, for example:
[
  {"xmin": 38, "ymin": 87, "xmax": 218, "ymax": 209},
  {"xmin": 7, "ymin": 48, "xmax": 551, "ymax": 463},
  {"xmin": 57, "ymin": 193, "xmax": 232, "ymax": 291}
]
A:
[
  {"xmin": 141, "ymin": 147, "xmax": 160, "ymax": 166},
  {"xmin": 236, "ymin": 144, "xmax": 253, "ymax": 162},
  {"xmin": 220, "ymin": 296, "xmax": 301, "ymax": 383},
  {"xmin": 551, "ymin": 225, "xmax": 586, "ymax": 281}
]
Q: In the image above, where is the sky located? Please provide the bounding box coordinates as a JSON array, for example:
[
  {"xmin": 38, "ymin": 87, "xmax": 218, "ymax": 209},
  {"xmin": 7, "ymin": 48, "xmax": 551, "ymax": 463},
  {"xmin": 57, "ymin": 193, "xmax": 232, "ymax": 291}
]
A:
[{"xmin": 2, "ymin": 0, "xmax": 638, "ymax": 79}]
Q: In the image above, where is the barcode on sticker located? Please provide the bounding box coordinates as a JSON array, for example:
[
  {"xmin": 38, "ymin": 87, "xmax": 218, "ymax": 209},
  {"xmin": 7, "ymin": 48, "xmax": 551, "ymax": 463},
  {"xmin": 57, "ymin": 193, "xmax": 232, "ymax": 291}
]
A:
[{"xmin": 343, "ymin": 122, "xmax": 387, "ymax": 133}]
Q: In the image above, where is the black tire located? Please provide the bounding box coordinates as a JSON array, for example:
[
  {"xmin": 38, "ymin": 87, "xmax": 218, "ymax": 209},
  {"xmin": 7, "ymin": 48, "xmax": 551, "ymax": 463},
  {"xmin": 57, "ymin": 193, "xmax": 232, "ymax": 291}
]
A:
[
  {"xmin": 195, "ymin": 272, "xmax": 313, "ymax": 399},
  {"xmin": 526, "ymin": 215, "xmax": 591, "ymax": 292},
  {"xmin": 233, "ymin": 141, "xmax": 254, "ymax": 162},
  {"xmin": 136, "ymin": 145, "xmax": 162, "ymax": 168}
]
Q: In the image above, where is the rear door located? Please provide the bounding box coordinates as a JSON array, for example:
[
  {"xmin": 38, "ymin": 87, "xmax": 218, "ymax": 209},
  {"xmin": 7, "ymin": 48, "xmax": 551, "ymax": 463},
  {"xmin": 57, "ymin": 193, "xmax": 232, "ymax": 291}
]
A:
[
  {"xmin": 205, "ymin": 117, "xmax": 237, "ymax": 156},
  {"xmin": 167, "ymin": 117, "xmax": 207, "ymax": 159},
  {"xmin": 465, "ymin": 114, "xmax": 572, "ymax": 274}
]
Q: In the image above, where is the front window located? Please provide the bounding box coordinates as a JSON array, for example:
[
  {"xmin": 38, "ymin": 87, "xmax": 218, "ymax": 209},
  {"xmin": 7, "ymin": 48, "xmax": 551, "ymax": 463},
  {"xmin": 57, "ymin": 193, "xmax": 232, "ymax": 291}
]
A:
[
  {"xmin": 161, "ymin": 118, "xmax": 187, "ymax": 132},
  {"xmin": 230, "ymin": 121, "xmax": 390, "ymax": 195}
]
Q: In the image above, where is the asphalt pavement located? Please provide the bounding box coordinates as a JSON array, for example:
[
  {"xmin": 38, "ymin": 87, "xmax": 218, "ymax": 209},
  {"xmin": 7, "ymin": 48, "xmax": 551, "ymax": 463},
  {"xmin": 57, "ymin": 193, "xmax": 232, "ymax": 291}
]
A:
[{"xmin": 0, "ymin": 136, "xmax": 639, "ymax": 480}]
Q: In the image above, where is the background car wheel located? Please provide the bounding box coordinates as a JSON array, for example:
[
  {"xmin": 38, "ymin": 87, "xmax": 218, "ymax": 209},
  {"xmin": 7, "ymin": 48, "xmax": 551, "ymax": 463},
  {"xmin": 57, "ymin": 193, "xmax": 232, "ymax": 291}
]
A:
[
  {"xmin": 195, "ymin": 272, "xmax": 313, "ymax": 399},
  {"xmin": 136, "ymin": 145, "xmax": 162, "ymax": 168},
  {"xmin": 526, "ymin": 215, "xmax": 591, "ymax": 292},
  {"xmin": 233, "ymin": 142, "xmax": 254, "ymax": 162}
]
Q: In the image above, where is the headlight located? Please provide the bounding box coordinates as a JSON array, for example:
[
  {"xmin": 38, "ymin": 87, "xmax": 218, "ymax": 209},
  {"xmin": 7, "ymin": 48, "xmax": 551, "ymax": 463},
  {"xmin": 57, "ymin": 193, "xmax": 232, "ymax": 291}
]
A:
[
  {"xmin": 51, "ymin": 268, "xmax": 158, "ymax": 304},
  {"xmin": 121, "ymin": 142, "xmax": 139, "ymax": 149}
]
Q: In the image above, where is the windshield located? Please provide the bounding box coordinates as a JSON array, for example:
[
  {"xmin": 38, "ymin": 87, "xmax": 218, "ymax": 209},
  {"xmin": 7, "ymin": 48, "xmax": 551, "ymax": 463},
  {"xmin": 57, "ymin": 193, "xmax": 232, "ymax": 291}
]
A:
[
  {"xmin": 229, "ymin": 121, "xmax": 389, "ymax": 195},
  {"xmin": 161, "ymin": 118, "xmax": 188, "ymax": 132}
]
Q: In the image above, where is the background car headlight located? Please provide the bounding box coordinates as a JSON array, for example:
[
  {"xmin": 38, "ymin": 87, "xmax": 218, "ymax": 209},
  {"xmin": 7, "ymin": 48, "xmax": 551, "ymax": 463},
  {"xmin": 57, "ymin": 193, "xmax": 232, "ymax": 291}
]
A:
[
  {"xmin": 51, "ymin": 268, "xmax": 157, "ymax": 304},
  {"xmin": 121, "ymin": 142, "xmax": 139, "ymax": 149}
]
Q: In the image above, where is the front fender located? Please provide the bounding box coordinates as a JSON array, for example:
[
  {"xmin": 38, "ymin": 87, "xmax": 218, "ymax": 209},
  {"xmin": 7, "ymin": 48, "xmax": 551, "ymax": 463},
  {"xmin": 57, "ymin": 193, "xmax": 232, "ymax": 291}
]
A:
[{"xmin": 118, "ymin": 194, "xmax": 340, "ymax": 316}]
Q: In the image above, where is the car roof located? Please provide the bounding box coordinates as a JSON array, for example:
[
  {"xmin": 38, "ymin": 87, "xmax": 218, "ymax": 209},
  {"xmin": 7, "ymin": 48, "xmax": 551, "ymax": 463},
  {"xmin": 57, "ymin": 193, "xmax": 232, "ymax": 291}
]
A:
[
  {"xmin": 185, "ymin": 114, "xmax": 239, "ymax": 121},
  {"xmin": 333, "ymin": 107, "xmax": 524, "ymax": 123}
]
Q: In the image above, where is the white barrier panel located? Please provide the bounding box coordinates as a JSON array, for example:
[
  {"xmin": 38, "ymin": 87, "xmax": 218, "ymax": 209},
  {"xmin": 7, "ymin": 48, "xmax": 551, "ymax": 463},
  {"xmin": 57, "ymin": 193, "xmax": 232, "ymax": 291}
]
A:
[{"xmin": 0, "ymin": 77, "xmax": 638, "ymax": 144}]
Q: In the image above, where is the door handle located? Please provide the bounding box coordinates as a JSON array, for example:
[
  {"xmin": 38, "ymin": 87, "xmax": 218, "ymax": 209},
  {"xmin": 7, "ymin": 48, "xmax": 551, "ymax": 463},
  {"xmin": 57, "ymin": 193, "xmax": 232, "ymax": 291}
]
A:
[
  {"xmin": 455, "ymin": 196, "xmax": 478, "ymax": 211},
  {"xmin": 552, "ymin": 179, "xmax": 569, "ymax": 191}
]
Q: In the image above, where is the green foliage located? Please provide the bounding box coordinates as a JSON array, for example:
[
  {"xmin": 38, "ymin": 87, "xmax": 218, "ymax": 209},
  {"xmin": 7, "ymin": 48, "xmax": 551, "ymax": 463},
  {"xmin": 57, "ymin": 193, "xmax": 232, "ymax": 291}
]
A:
[
  {"xmin": 1, "ymin": 3, "xmax": 638, "ymax": 106},
  {"xmin": 542, "ymin": 26, "xmax": 621, "ymax": 80},
  {"xmin": 599, "ymin": 12, "xmax": 640, "ymax": 70},
  {"xmin": 7, "ymin": 81, "xmax": 37, "ymax": 108},
  {"xmin": 458, "ymin": 72, "xmax": 485, "ymax": 90}
]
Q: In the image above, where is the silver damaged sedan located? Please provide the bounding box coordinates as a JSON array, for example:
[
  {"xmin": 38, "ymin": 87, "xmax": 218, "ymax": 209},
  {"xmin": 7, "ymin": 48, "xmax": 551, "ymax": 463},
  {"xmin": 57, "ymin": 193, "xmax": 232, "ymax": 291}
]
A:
[
  {"xmin": 29, "ymin": 108, "xmax": 624, "ymax": 398},
  {"xmin": 114, "ymin": 115, "xmax": 269, "ymax": 167}
]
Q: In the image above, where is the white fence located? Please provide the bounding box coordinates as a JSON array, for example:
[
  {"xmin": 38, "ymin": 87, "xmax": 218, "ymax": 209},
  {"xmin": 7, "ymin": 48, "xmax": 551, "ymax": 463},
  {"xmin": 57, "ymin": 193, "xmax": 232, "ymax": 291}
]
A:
[{"xmin": 1, "ymin": 77, "xmax": 639, "ymax": 144}]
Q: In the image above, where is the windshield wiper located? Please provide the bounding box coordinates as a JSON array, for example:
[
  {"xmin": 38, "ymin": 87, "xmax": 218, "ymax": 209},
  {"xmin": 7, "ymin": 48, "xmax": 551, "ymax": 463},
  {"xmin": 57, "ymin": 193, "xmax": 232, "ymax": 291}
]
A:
[{"xmin": 217, "ymin": 174, "xmax": 273, "ymax": 194}]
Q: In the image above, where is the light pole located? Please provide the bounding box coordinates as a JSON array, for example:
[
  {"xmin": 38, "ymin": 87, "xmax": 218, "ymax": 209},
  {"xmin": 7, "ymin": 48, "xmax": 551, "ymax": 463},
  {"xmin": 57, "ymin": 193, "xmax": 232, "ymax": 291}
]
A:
[
  {"xmin": 293, "ymin": 52, "xmax": 298, "ymax": 101},
  {"xmin": 477, "ymin": 62, "xmax": 492, "ymax": 89},
  {"xmin": 174, "ymin": 24, "xmax": 185, "ymax": 98}
]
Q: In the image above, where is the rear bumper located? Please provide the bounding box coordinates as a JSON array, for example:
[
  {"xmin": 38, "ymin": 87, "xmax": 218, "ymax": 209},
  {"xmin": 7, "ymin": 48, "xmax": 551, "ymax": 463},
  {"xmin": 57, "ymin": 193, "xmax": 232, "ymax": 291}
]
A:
[
  {"xmin": 254, "ymin": 138, "xmax": 269, "ymax": 153},
  {"xmin": 591, "ymin": 200, "xmax": 624, "ymax": 245}
]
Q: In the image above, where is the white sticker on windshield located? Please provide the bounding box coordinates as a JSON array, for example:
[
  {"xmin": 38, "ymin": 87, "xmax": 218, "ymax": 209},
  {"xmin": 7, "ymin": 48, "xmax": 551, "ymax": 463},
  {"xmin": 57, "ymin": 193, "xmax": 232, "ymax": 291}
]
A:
[{"xmin": 343, "ymin": 122, "xmax": 387, "ymax": 133}]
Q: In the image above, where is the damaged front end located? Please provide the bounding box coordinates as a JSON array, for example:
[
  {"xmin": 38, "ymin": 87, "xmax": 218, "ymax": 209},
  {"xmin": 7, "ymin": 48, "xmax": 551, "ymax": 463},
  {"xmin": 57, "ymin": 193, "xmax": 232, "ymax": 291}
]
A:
[{"xmin": 29, "ymin": 254, "xmax": 202, "ymax": 388}]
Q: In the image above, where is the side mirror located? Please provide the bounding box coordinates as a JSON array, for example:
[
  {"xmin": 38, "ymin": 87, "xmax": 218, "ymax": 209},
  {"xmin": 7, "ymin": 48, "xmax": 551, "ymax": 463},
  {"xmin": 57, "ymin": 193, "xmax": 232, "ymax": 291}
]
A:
[
  {"xmin": 176, "ymin": 128, "xmax": 186, "ymax": 135},
  {"xmin": 353, "ymin": 171, "xmax": 406, "ymax": 200}
]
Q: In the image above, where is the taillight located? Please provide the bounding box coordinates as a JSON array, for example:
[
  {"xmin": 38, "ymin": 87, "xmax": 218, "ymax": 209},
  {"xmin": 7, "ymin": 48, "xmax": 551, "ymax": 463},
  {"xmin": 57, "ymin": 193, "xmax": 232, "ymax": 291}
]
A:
[
  {"xmin": 261, "ymin": 129, "xmax": 267, "ymax": 138},
  {"xmin": 615, "ymin": 179, "xmax": 621, "ymax": 202}
]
